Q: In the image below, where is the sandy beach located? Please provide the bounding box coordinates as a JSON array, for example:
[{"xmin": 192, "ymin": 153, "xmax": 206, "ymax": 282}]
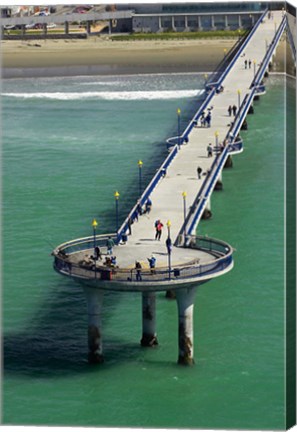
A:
[{"xmin": 1, "ymin": 37, "xmax": 289, "ymax": 78}]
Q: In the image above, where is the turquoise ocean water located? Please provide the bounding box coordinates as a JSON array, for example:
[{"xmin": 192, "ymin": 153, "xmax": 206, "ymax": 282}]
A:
[{"xmin": 1, "ymin": 73, "xmax": 292, "ymax": 429}]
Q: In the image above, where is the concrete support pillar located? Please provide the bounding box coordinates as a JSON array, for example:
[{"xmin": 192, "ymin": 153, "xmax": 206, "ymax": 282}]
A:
[
  {"xmin": 211, "ymin": 15, "xmax": 215, "ymax": 29},
  {"xmin": 83, "ymin": 287, "xmax": 104, "ymax": 364},
  {"xmin": 224, "ymin": 154, "xmax": 233, "ymax": 168},
  {"xmin": 215, "ymin": 172, "xmax": 223, "ymax": 190},
  {"xmin": 108, "ymin": 19, "xmax": 112, "ymax": 35},
  {"xmin": 176, "ymin": 286, "xmax": 196, "ymax": 365},
  {"xmin": 241, "ymin": 118, "xmax": 248, "ymax": 130},
  {"xmin": 224, "ymin": 15, "xmax": 229, "ymax": 30},
  {"xmin": 198, "ymin": 16, "xmax": 202, "ymax": 30},
  {"xmin": 185, "ymin": 15, "xmax": 189, "ymax": 31},
  {"xmin": 166, "ymin": 289, "xmax": 176, "ymax": 299},
  {"xmin": 202, "ymin": 198, "xmax": 212, "ymax": 219},
  {"xmin": 238, "ymin": 15, "xmax": 242, "ymax": 28},
  {"xmin": 158, "ymin": 16, "xmax": 162, "ymax": 31},
  {"xmin": 248, "ymin": 105, "xmax": 254, "ymax": 114},
  {"xmin": 141, "ymin": 292, "xmax": 158, "ymax": 347},
  {"xmin": 43, "ymin": 23, "xmax": 47, "ymax": 36},
  {"xmin": 171, "ymin": 16, "xmax": 176, "ymax": 31},
  {"xmin": 65, "ymin": 21, "xmax": 69, "ymax": 35}
]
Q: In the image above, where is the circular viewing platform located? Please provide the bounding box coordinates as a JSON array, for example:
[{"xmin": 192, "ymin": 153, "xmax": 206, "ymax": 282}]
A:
[{"xmin": 53, "ymin": 234, "xmax": 233, "ymax": 291}]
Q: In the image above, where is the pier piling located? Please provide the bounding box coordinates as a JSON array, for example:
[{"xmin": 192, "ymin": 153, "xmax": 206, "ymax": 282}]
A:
[
  {"xmin": 224, "ymin": 155, "xmax": 233, "ymax": 168},
  {"xmin": 141, "ymin": 292, "xmax": 158, "ymax": 347},
  {"xmin": 83, "ymin": 287, "xmax": 104, "ymax": 363},
  {"xmin": 176, "ymin": 287, "xmax": 196, "ymax": 365}
]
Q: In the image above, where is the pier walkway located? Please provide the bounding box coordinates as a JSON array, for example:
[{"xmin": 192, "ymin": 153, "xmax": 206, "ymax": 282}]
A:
[
  {"xmin": 54, "ymin": 10, "xmax": 285, "ymax": 282},
  {"xmin": 53, "ymin": 9, "xmax": 287, "ymax": 365}
]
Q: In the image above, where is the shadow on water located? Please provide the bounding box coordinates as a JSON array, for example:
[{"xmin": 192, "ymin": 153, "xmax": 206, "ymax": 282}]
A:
[
  {"xmin": 3, "ymin": 137, "xmax": 179, "ymax": 379},
  {"xmin": 3, "ymin": 276, "xmax": 151, "ymax": 378}
]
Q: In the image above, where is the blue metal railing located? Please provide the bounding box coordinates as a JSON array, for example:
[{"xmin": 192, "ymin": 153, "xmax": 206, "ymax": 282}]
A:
[
  {"xmin": 178, "ymin": 87, "xmax": 256, "ymax": 241},
  {"xmin": 250, "ymin": 14, "xmax": 287, "ymax": 89},
  {"xmin": 170, "ymin": 8, "xmax": 268, "ymax": 146},
  {"xmin": 184, "ymin": 145, "xmax": 230, "ymax": 239},
  {"xmin": 286, "ymin": 15, "xmax": 296, "ymax": 63},
  {"xmin": 206, "ymin": 9, "xmax": 268, "ymax": 92}
]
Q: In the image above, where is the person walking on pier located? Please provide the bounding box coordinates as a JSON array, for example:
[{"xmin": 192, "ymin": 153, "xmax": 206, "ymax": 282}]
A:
[
  {"xmin": 244, "ymin": 59, "xmax": 247, "ymax": 69},
  {"xmin": 106, "ymin": 236, "xmax": 115, "ymax": 255},
  {"xmin": 232, "ymin": 104, "xmax": 237, "ymax": 116},
  {"xmin": 137, "ymin": 200, "xmax": 143, "ymax": 216},
  {"xmin": 155, "ymin": 220, "xmax": 163, "ymax": 240},
  {"xmin": 94, "ymin": 246, "xmax": 102, "ymax": 261},
  {"xmin": 205, "ymin": 111, "xmax": 211, "ymax": 127},
  {"xmin": 135, "ymin": 261, "xmax": 142, "ymax": 281},
  {"xmin": 197, "ymin": 166, "xmax": 203, "ymax": 179},
  {"xmin": 248, "ymin": 59, "xmax": 252, "ymax": 69},
  {"xmin": 200, "ymin": 111, "xmax": 205, "ymax": 127},
  {"xmin": 127, "ymin": 217, "xmax": 132, "ymax": 235},
  {"xmin": 145, "ymin": 197, "xmax": 152, "ymax": 214},
  {"xmin": 207, "ymin": 143, "xmax": 213, "ymax": 157},
  {"xmin": 147, "ymin": 255, "xmax": 156, "ymax": 274},
  {"xmin": 228, "ymin": 105, "xmax": 232, "ymax": 116}
]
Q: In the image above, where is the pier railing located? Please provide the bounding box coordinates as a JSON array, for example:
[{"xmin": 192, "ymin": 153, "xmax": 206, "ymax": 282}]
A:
[
  {"xmin": 286, "ymin": 15, "xmax": 296, "ymax": 63},
  {"xmin": 53, "ymin": 233, "xmax": 118, "ymax": 256},
  {"xmin": 53, "ymin": 235, "xmax": 233, "ymax": 288},
  {"xmin": 250, "ymin": 13, "xmax": 287, "ymax": 89},
  {"xmin": 206, "ymin": 8, "xmax": 268, "ymax": 91},
  {"xmin": 166, "ymin": 8, "xmax": 268, "ymax": 148},
  {"xmin": 178, "ymin": 84, "xmax": 260, "ymax": 241}
]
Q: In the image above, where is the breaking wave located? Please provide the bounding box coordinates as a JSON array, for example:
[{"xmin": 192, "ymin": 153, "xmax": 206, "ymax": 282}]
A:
[{"xmin": 2, "ymin": 89, "xmax": 203, "ymax": 101}]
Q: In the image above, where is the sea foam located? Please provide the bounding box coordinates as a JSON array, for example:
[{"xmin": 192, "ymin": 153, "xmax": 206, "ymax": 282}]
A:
[{"xmin": 2, "ymin": 89, "xmax": 203, "ymax": 101}]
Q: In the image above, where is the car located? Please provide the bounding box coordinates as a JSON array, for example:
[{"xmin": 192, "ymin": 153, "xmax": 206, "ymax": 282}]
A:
[
  {"xmin": 4, "ymin": 25, "xmax": 16, "ymax": 30},
  {"xmin": 34, "ymin": 11, "xmax": 50, "ymax": 16},
  {"xmin": 47, "ymin": 23, "xmax": 57, "ymax": 29},
  {"xmin": 25, "ymin": 23, "xmax": 42, "ymax": 29}
]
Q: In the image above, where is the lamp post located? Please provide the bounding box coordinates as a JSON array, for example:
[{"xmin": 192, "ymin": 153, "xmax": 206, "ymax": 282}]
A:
[
  {"xmin": 215, "ymin": 131, "xmax": 219, "ymax": 150},
  {"xmin": 253, "ymin": 60, "xmax": 257, "ymax": 79},
  {"xmin": 182, "ymin": 192, "xmax": 187, "ymax": 245},
  {"xmin": 237, "ymin": 89, "xmax": 241, "ymax": 113},
  {"xmin": 138, "ymin": 160, "xmax": 143, "ymax": 195},
  {"xmin": 114, "ymin": 191, "xmax": 120, "ymax": 232},
  {"xmin": 177, "ymin": 108, "xmax": 181, "ymax": 149},
  {"xmin": 166, "ymin": 220, "xmax": 172, "ymax": 280},
  {"xmin": 92, "ymin": 218, "xmax": 98, "ymax": 254}
]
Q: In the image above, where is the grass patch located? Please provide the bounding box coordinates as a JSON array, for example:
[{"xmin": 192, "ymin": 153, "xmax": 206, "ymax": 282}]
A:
[{"xmin": 110, "ymin": 30, "xmax": 247, "ymax": 41}]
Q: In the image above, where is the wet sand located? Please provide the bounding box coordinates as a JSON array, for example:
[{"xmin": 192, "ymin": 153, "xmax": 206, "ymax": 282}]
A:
[
  {"xmin": 1, "ymin": 38, "xmax": 236, "ymax": 78},
  {"xmin": 1, "ymin": 37, "xmax": 290, "ymax": 78}
]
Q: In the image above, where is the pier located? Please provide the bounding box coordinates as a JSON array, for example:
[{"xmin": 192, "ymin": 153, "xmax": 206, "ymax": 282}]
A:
[{"xmin": 53, "ymin": 9, "xmax": 287, "ymax": 365}]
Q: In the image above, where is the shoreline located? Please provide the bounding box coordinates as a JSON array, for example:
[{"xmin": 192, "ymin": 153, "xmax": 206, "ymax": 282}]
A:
[{"xmin": 1, "ymin": 38, "xmax": 291, "ymax": 79}]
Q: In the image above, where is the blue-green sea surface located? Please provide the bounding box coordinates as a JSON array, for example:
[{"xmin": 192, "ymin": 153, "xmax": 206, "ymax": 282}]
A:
[{"xmin": 1, "ymin": 73, "xmax": 289, "ymax": 429}]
